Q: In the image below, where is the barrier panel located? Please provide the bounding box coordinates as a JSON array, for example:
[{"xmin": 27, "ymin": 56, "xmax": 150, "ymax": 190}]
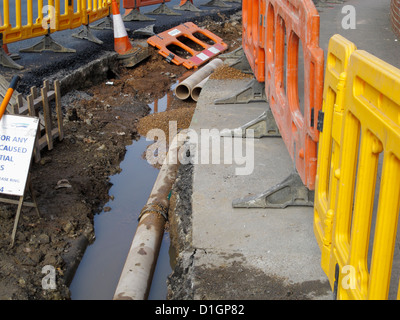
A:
[
  {"xmin": 314, "ymin": 39, "xmax": 400, "ymax": 299},
  {"xmin": 1, "ymin": 1, "xmax": 50, "ymax": 44},
  {"xmin": 330, "ymin": 50, "xmax": 400, "ymax": 300},
  {"xmin": 81, "ymin": 0, "xmax": 114, "ymax": 26},
  {"xmin": 242, "ymin": 0, "xmax": 265, "ymax": 82},
  {"xmin": 147, "ymin": 22, "xmax": 227, "ymax": 69},
  {"xmin": 0, "ymin": 0, "xmax": 114, "ymax": 45},
  {"xmin": 264, "ymin": 0, "xmax": 324, "ymax": 190},
  {"xmin": 313, "ymin": 34, "xmax": 357, "ymax": 287}
]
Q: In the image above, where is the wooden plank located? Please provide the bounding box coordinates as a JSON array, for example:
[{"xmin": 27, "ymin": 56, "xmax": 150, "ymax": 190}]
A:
[
  {"xmin": 41, "ymin": 80, "xmax": 53, "ymax": 151},
  {"xmin": 54, "ymin": 80, "xmax": 64, "ymax": 141},
  {"xmin": 38, "ymin": 127, "xmax": 59, "ymax": 151},
  {"xmin": 30, "ymin": 86, "xmax": 38, "ymax": 100},
  {"xmin": 17, "ymin": 90, "xmax": 55, "ymax": 115},
  {"xmin": 27, "ymin": 94, "xmax": 41, "ymax": 163}
]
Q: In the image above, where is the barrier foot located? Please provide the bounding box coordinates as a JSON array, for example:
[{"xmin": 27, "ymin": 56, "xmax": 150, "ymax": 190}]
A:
[
  {"xmin": 9, "ymin": 52, "xmax": 21, "ymax": 60},
  {"xmin": 220, "ymin": 107, "xmax": 280, "ymax": 139},
  {"xmin": 219, "ymin": 46, "xmax": 252, "ymax": 74},
  {"xmin": 219, "ymin": 46, "xmax": 244, "ymax": 60},
  {"xmin": 214, "ymin": 78, "xmax": 266, "ymax": 104},
  {"xmin": 91, "ymin": 16, "xmax": 114, "ymax": 30},
  {"xmin": 19, "ymin": 33, "xmax": 76, "ymax": 53},
  {"xmin": 0, "ymin": 35, "xmax": 24, "ymax": 69},
  {"xmin": 123, "ymin": 9, "xmax": 156, "ymax": 21},
  {"xmin": 203, "ymin": 0, "xmax": 231, "ymax": 8},
  {"xmin": 219, "ymin": 46, "xmax": 253, "ymax": 74},
  {"xmin": 146, "ymin": 3, "xmax": 182, "ymax": 15},
  {"xmin": 117, "ymin": 43, "xmax": 150, "ymax": 68},
  {"xmin": 72, "ymin": 25, "xmax": 103, "ymax": 45},
  {"xmin": 173, "ymin": 2, "xmax": 202, "ymax": 12},
  {"xmin": 232, "ymin": 171, "xmax": 314, "ymax": 209},
  {"xmin": 133, "ymin": 24, "xmax": 156, "ymax": 37},
  {"xmin": 0, "ymin": 48, "xmax": 23, "ymax": 70}
]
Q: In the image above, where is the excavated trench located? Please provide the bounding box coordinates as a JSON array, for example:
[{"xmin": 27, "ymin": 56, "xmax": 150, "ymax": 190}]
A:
[
  {"xmin": 60, "ymin": 52, "xmax": 196, "ymax": 299},
  {"xmin": 0, "ymin": 9, "xmax": 243, "ymax": 300},
  {"xmin": 68, "ymin": 83, "xmax": 181, "ymax": 300}
]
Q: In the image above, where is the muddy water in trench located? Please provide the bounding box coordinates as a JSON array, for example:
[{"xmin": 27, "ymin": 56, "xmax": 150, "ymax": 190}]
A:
[{"xmin": 69, "ymin": 87, "xmax": 177, "ymax": 300}]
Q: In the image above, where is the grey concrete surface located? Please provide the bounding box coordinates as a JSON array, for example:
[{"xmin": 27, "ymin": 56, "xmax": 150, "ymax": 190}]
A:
[
  {"xmin": 1, "ymin": 0, "xmax": 241, "ymax": 94},
  {"xmin": 317, "ymin": 0, "xmax": 400, "ymax": 67},
  {"xmin": 184, "ymin": 79, "xmax": 332, "ymax": 299},
  {"xmin": 3, "ymin": 0, "xmax": 400, "ymax": 300},
  {"xmin": 179, "ymin": 0, "xmax": 400, "ymax": 300}
]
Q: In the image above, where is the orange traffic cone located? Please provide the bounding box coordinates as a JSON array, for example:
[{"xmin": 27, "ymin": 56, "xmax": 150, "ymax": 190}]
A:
[
  {"xmin": 2, "ymin": 43, "xmax": 9, "ymax": 55},
  {"xmin": 110, "ymin": 0, "xmax": 150, "ymax": 68},
  {"xmin": 111, "ymin": 0, "xmax": 133, "ymax": 55},
  {"xmin": 175, "ymin": 0, "xmax": 200, "ymax": 12}
]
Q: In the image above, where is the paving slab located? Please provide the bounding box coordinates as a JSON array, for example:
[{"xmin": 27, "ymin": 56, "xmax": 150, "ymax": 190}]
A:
[
  {"xmin": 178, "ymin": 0, "xmax": 400, "ymax": 300},
  {"xmin": 184, "ymin": 79, "xmax": 332, "ymax": 299}
]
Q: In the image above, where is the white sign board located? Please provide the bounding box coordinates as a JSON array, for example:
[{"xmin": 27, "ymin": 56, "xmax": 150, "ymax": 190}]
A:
[{"xmin": 0, "ymin": 115, "xmax": 39, "ymax": 196}]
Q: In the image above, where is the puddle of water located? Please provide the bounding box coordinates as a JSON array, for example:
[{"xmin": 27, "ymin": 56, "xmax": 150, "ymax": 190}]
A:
[
  {"xmin": 69, "ymin": 137, "xmax": 162, "ymax": 299},
  {"xmin": 148, "ymin": 81, "xmax": 179, "ymax": 113},
  {"xmin": 70, "ymin": 88, "xmax": 178, "ymax": 300}
]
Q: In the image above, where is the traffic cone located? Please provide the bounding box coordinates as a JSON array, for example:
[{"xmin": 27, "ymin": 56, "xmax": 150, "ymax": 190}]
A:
[
  {"xmin": 111, "ymin": 0, "xmax": 133, "ymax": 55},
  {"xmin": 110, "ymin": 0, "xmax": 150, "ymax": 68},
  {"xmin": 175, "ymin": 0, "xmax": 201, "ymax": 12},
  {"xmin": 2, "ymin": 43, "xmax": 9, "ymax": 55}
]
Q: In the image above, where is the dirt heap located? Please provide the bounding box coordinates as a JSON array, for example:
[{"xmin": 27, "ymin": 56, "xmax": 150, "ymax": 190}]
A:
[
  {"xmin": 210, "ymin": 64, "xmax": 254, "ymax": 80},
  {"xmin": 0, "ymin": 12, "xmax": 243, "ymax": 300}
]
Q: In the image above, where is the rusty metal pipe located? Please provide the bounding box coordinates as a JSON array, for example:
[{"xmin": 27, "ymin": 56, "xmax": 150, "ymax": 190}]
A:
[
  {"xmin": 113, "ymin": 135, "xmax": 185, "ymax": 300},
  {"xmin": 174, "ymin": 58, "xmax": 223, "ymax": 100}
]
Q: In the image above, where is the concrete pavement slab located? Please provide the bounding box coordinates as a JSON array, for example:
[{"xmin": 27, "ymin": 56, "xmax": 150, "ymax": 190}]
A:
[
  {"xmin": 317, "ymin": 0, "xmax": 400, "ymax": 67},
  {"xmin": 175, "ymin": 79, "xmax": 332, "ymax": 299},
  {"xmin": 169, "ymin": 0, "xmax": 400, "ymax": 300}
]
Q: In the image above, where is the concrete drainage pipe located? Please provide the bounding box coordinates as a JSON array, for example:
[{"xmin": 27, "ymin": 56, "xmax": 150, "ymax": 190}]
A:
[
  {"xmin": 113, "ymin": 135, "xmax": 184, "ymax": 300},
  {"xmin": 191, "ymin": 75, "xmax": 210, "ymax": 102},
  {"xmin": 174, "ymin": 58, "xmax": 223, "ymax": 100}
]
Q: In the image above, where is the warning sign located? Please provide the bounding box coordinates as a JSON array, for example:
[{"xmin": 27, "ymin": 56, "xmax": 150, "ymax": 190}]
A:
[{"xmin": 0, "ymin": 115, "xmax": 39, "ymax": 196}]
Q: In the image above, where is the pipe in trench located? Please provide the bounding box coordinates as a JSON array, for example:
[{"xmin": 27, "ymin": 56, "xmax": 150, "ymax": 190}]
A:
[
  {"xmin": 113, "ymin": 134, "xmax": 185, "ymax": 300},
  {"xmin": 174, "ymin": 58, "xmax": 223, "ymax": 100}
]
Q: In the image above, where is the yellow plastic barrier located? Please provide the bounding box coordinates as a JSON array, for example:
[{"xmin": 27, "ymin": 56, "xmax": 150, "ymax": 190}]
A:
[
  {"xmin": 1, "ymin": 0, "xmax": 49, "ymax": 44},
  {"xmin": 81, "ymin": 0, "xmax": 113, "ymax": 26},
  {"xmin": 313, "ymin": 34, "xmax": 356, "ymax": 288},
  {"xmin": 0, "ymin": 0, "xmax": 114, "ymax": 45},
  {"xmin": 315, "ymin": 36, "xmax": 400, "ymax": 299},
  {"xmin": 55, "ymin": 0, "xmax": 84, "ymax": 32},
  {"xmin": 333, "ymin": 50, "xmax": 400, "ymax": 300}
]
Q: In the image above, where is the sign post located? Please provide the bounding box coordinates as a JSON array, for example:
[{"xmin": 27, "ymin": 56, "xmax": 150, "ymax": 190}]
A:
[{"xmin": 0, "ymin": 114, "xmax": 40, "ymax": 247}]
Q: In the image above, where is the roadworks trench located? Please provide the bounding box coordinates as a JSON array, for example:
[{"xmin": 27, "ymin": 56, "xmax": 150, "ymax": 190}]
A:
[{"xmin": 0, "ymin": 14, "xmax": 245, "ymax": 300}]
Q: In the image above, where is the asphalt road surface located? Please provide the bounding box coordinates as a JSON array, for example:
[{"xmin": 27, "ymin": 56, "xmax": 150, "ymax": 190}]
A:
[{"xmin": 1, "ymin": 0, "xmax": 241, "ymax": 94}]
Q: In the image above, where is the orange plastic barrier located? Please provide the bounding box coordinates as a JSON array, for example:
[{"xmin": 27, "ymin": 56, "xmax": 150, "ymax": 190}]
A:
[
  {"xmin": 123, "ymin": 0, "xmax": 171, "ymax": 9},
  {"xmin": 263, "ymin": 0, "xmax": 324, "ymax": 190},
  {"xmin": 242, "ymin": 0, "xmax": 265, "ymax": 82},
  {"xmin": 147, "ymin": 22, "xmax": 227, "ymax": 69}
]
